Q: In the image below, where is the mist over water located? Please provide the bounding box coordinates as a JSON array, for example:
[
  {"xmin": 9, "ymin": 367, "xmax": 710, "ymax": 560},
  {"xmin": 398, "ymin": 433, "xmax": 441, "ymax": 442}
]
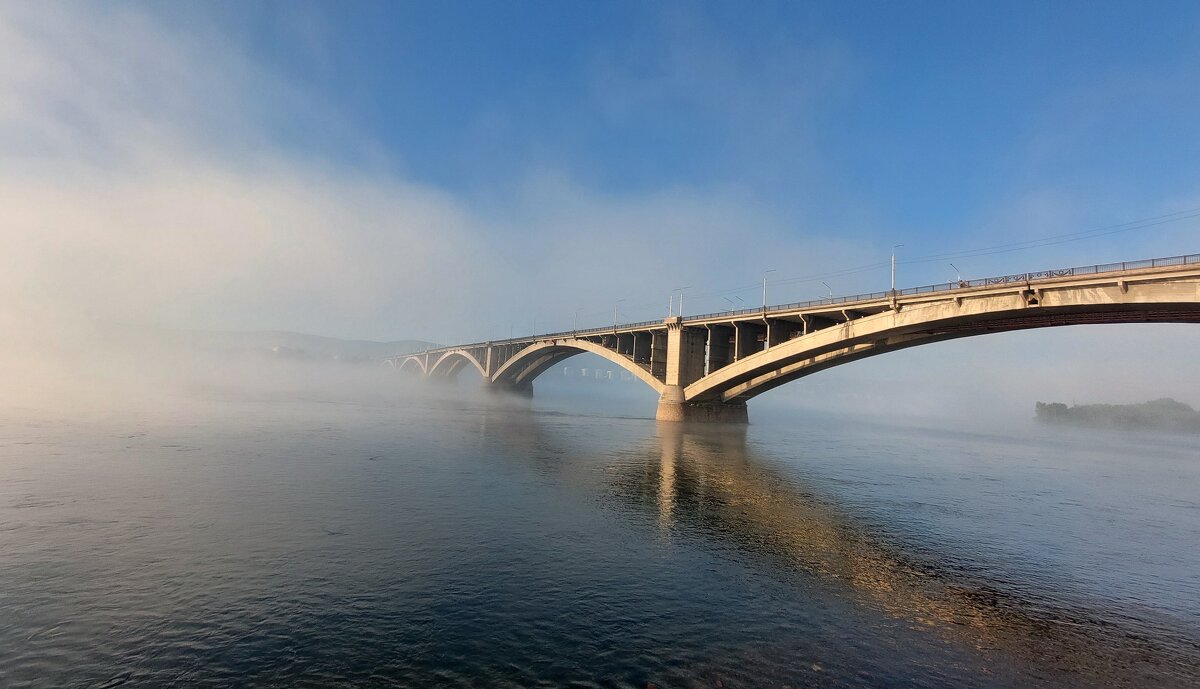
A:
[{"xmin": 1, "ymin": 353, "xmax": 1197, "ymax": 688}]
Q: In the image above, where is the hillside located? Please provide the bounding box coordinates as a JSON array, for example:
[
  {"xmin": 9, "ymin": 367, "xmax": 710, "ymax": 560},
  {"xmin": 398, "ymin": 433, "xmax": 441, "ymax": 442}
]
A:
[{"xmin": 92, "ymin": 322, "xmax": 437, "ymax": 365}]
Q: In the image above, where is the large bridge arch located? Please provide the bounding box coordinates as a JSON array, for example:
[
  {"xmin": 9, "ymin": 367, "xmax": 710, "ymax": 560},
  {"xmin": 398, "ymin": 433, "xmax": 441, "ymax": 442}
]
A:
[
  {"xmin": 491, "ymin": 339, "xmax": 666, "ymax": 395},
  {"xmin": 685, "ymin": 284, "xmax": 1200, "ymax": 404},
  {"xmin": 427, "ymin": 349, "xmax": 488, "ymax": 380}
]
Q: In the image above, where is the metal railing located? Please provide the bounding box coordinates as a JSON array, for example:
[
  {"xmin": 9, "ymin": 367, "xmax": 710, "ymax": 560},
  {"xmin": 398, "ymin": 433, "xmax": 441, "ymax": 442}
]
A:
[{"xmin": 392, "ymin": 252, "xmax": 1200, "ymax": 359}]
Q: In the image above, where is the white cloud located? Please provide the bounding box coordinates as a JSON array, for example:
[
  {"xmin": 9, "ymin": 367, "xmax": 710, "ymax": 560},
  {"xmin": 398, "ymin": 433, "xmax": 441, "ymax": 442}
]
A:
[{"xmin": 0, "ymin": 2, "xmax": 869, "ymax": 343}]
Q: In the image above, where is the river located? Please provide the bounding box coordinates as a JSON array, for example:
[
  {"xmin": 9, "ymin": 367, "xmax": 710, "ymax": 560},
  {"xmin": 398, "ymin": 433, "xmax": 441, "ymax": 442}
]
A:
[{"xmin": 1, "ymin": 383, "xmax": 1197, "ymax": 688}]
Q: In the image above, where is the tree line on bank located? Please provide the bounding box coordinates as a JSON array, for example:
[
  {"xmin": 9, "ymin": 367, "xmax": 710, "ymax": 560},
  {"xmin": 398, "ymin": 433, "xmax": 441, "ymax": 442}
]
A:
[{"xmin": 1035, "ymin": 398, "xmax": 1200, "ymax": 432}]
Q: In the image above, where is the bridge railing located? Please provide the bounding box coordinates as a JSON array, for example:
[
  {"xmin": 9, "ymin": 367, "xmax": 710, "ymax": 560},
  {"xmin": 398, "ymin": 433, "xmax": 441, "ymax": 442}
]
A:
[
  {"xmin": 388, "ymin": 319, "xmax": 668, "ymax": 360},
  {"xmin": 393, "ymin": 252, "xmax": 1200, "ymax": 359},
  {"xmin": 686, "ymin": 252, "xmax": 1200, "ymax": 322}
]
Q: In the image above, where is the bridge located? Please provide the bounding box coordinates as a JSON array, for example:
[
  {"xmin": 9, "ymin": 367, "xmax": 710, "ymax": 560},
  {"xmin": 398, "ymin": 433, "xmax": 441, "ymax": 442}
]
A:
[{"xmin": 387, "ymin": 254, "xmax": 1200, "ymax": 423}]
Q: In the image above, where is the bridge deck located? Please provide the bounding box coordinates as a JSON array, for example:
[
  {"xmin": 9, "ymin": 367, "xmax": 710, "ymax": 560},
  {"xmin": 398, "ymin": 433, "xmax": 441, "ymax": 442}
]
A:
[{"xmin": 388, "ymin": 253, "xmax": 1200, "ymax": 360}]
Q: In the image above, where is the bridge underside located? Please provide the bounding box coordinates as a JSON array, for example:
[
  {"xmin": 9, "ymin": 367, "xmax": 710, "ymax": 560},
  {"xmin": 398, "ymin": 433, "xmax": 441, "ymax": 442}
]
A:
[
  {"xmin": 706, "ymin": 304, "xmax": 1200, "ymax": 405},
  {"xmin": 389, "ymin": 263, "xmax": 1200, "ymax": 424}
]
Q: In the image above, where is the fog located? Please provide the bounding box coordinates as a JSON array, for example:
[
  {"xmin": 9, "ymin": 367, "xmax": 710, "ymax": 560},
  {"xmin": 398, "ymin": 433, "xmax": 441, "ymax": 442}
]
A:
[
  {"xmin": 5, "ymin": 318, "xmax": 1195, "ymax": 446},
  {"xmin": 2, "ymin": 2, "xmax": 1198, "ymax": 429}
]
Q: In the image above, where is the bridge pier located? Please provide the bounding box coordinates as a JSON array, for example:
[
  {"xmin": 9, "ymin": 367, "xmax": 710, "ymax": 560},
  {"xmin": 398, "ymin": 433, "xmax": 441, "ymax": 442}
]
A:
[
  {"xmin": 489, "ymin": 380, "xmax": 533, "ymax": 398},
  {"xmin": 656, "ymin": 385, "xmax": 748, "ymax": 424},
  {"xmin": 655, "ymin": 318, "xmax": 750, "ymax": 424}
]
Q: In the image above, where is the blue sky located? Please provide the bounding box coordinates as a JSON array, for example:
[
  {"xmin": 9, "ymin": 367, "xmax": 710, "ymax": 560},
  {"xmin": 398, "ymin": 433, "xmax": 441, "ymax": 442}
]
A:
[
  {"xmin": 180, "ymin": 0, "xmax": 1200, "ymax": 231},
  {"xmin": 2, "ymin": 1, "xmax": 1199, "ymax": 411}
]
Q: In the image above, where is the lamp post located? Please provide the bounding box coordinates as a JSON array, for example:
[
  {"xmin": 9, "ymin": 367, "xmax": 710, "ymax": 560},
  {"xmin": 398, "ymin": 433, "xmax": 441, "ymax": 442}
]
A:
[
  {"xmin": 821, "ymin": 281, "xmax": 833, "ymax": 301},
  {"xmin": 891, "ymin": 244, "xmax": 905, "ymax": 293},
  {"xmin": 573, "ymin": 308, "xmax": 582, "ymax": 333},
  {"xmin": 950, "ymin": 263, "xmax": 963, "ymax": 285},
  {"xmin": 674, "ymin": 286, "xmax": 692, "ymax": 317},
  {"xmin": 762, "ymin": 269, "xmax": 777, "ymax": 309},
  {"xmin": 613, "ymin": 299, "xmax": 626, "ymax": 329}
]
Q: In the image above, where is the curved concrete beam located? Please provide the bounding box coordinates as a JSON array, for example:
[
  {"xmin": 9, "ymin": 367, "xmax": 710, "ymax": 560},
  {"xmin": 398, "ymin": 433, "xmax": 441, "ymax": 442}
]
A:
[
  {"xmin": 491, "ymin": 339, "xmax": 666, "ymax": 395},
  {"xmin": 428, "ymin": 349, "xmax": 488, "ymax": 379},
  {"xmin": 396, "ymin": 357, "xmax": 426, "ymax": 375},
  {"xmin": 685, "ymin": 280, "xmax": 1200, "ymax": 403}
]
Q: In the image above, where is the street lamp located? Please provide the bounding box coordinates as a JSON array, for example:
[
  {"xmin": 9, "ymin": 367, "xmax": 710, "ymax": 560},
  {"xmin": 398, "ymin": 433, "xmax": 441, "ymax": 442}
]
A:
[
  {"xmin": 891, "ymin": 244, "xmax": 905, "ymax": 293},
  {"xmin": 950, "ymin": 263, "xmax": 963, "ymax": 285},
  {"xmin": 762, "ymin": 269, "xmax": 777, "ymax": 309},
  {"xmin": 573, "ymin": 307, "xmax": 582, "ymax": 333},
  {"xmin": 821, "ymin": 281, "xmax": 833, "ymax": 301},
  {"xmin": 613, "ymin": 299, "xmax": 626, "ymax": 329},
  {"xmin": 674, "ymin": 286, "xmax": 692, "ymax": 317}
]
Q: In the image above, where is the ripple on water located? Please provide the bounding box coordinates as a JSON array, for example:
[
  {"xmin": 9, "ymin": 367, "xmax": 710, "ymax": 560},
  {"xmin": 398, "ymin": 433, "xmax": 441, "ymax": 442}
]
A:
[{"xmin": 0, "ymin": 405, "xmax": 1197, "ymax": 688}]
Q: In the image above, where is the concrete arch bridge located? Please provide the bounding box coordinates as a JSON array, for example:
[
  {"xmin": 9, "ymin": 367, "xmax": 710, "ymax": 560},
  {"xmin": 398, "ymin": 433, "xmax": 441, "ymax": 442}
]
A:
[{"xmin": 387, "ymin": 254, "xmax": 1200, "ymax": 423}]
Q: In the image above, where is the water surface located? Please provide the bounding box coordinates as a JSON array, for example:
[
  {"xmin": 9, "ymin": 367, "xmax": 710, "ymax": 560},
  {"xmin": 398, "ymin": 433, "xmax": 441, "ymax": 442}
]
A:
[{"xmin": 1, "ymin": 390, "xmax": 1197, "ymax": 687}]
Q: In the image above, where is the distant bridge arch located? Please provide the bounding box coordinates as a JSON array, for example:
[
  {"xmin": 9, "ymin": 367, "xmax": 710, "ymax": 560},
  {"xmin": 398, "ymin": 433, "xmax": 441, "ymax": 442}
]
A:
[
  {"xmin": 491, "ymin": 338, "xmax": 666, "ymax": 394},
  {"xmin": 427, "ymin": 349, "xmax": 487, "ymax": 380},
  {"xmin": 396, "ymin": 357, "xmax": 426, "ymax": 375},
  {"xmin": 385, "ymin": 254, "xmax": 1200, "ymax": 423}
]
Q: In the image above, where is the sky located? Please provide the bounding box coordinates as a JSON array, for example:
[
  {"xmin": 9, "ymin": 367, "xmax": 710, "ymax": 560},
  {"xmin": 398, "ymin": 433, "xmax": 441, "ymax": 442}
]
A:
[{"xmin": 2, "ymin": 0, "xmax": 1199, "ymax": 413}]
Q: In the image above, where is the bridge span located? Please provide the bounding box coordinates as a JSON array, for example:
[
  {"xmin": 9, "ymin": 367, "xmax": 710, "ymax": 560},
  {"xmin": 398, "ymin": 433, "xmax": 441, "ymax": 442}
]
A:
[{"xmin": 387, "ymin": 254, "xmax": 1200, "ymax": 423}]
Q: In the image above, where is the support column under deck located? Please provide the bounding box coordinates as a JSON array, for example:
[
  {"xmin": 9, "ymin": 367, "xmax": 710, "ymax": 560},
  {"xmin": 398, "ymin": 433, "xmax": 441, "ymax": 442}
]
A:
[
  {"xmin": 706, "ymin": 324, "xmax": 734, "ymax": 373},
  {"xmin": 655, "ymin": 317, "xmax": 749, "ymax": 424}
]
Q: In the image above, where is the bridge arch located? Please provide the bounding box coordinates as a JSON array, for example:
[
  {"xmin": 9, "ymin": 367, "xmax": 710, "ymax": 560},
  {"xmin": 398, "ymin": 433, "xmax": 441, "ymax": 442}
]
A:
[
  {"xmin": 427, "ymin": 349, "xmax": 487, "ymax": 380},
  {"xmin": 396, "ymin": 357, "xmax": 426, "ymax": 375},
  {"xmin": 684, "ymin": 288, "xmax": 1200, "ymax": 404},
  {"xmin": 491, "ymin": 338, "xmax": 666, "ymax": 395}
]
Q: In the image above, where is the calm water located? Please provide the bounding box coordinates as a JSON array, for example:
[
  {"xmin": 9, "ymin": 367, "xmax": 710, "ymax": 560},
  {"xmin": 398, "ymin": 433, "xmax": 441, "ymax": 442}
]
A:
[{"xmin": 1, "ymin": 388, "xmax": 1198, "ymax": 688}]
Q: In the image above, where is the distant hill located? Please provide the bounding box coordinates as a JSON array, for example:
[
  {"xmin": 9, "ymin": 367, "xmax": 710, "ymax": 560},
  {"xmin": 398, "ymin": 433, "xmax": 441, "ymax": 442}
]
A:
[
  {"xmin": 93, "ymin": 322, "xmax": 438, "ymax": 365},
  {"xmin": 1035, "ymin": 398, "xmax": 1200, "ymax": 432}
]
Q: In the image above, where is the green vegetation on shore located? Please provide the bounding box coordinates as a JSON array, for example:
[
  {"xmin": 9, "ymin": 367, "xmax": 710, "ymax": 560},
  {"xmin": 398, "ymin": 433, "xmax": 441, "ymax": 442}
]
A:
[{"xmin": 1035, "ymin": 398, "xmax": 1200, "ymax": 432}]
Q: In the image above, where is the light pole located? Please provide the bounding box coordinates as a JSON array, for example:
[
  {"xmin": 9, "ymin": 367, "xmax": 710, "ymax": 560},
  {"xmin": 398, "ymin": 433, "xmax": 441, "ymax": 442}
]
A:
[
  {"xmin": 722, "ymin": 297, "xmax": 735, "ymax": 310},
  {"xmin": 821, "ymin": 281, "xmax": 833, "ymax": 301},
  {"xmin": 950, "ymin": 263, "xmax": 962, "ymax": 285},
  {"xmin": 762, "ymin": 269, "xmax": 777, "ymax": 309},
  {"xmin": 674, "ymin": 286, "xmax": 692, "ymax": 317},
  {"xmin": 613, "ymin": 299, "xmax": 626, "ymax": 329},
  {"xmin": 891, "ymin": 244, "xmax": 904, "ymax": 293},
  {"xmin": 573, "ymin": 308, "xmax": 582, "ymax": 333}
]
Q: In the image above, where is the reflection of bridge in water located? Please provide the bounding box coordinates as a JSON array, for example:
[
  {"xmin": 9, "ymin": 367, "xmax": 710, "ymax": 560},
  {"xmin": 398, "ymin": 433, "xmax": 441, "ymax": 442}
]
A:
[
  {"xmin": 391, "ymin": 254, "xmax": 1200, "ymax": 423},
  {"xmin": 476, "ymin": 409, "xmax": 1198, "ymax": 687}
]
